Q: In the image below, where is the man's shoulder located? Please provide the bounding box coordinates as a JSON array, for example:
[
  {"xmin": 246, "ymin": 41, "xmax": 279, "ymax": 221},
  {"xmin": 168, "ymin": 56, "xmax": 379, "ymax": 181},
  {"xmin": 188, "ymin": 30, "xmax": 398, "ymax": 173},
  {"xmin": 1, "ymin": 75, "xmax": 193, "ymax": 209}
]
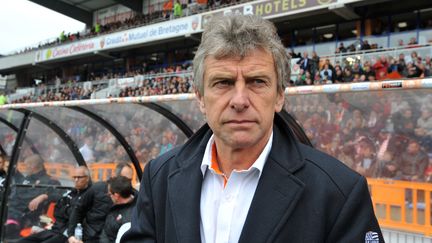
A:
[
  {"xmin": 147, "ymin": 146, "xmax": 183, "ymax": 178},
  {"xmin": 297, "ymin": 143, "xmax": 362, "ymax": 197}
]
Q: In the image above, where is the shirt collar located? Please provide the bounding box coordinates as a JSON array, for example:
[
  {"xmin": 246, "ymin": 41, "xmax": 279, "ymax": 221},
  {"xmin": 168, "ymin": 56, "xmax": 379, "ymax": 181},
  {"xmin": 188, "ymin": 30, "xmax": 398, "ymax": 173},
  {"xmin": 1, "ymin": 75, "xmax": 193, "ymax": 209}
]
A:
[{"xmin": 200, "ymin": 132, "xmax": 273, "ymax": 178}]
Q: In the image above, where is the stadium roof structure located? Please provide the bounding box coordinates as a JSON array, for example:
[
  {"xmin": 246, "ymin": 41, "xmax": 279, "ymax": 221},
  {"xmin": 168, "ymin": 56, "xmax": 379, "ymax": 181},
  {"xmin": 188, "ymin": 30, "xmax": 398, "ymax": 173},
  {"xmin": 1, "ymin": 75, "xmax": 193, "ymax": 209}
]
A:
[{"xmin": 29, "ymin": 0, "xmax": 143, "ymax": 26}]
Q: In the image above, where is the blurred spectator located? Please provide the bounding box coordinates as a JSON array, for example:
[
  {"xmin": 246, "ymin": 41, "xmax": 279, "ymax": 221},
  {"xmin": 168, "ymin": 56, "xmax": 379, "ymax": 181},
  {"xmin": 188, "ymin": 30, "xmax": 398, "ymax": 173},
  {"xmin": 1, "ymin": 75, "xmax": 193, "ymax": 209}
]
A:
[
  {"xmin": 408, "ymin": 37, "xmax": 419, "ymax": 46},
  {"xmin": 310, "ymin": 51, "xmax": 320, "ymax": 76},
  {"xmin": 0, "ymin": 91, "xmax": 7, "ymax": 105},
  {"xmin": 95, "ymin": 23, "xmax": 101, "ymax": 34},
  {"xmin": 296, "ymin": 51, "xmax": 312, "ymax": 73},
  {"xmin": 320, "ymin": 64, "xmax": 333, "ymax": 81},
  {"xmin": 373, "ymin": 56, "xmax": 389, "ymax": 80},
  {"xmin": 424, "ymin": 56, "xmax": 432, "ymax": 77},
  {"xmin": 376, "ymin": 151, "xmax": 398, "ymax": 178},
  {"xmin": 79, "ymin": 138, "xmax": 95, "ymax": 162},
  {"xmin": 361, "ymin": 40, "xmax": 372, "ymax": 50},
  {"xmin": 173, "ymin": 0, "xmax": 183, "ymax": 18},
  {"xmin": 406, "ymin": 62, "xmax": 423, "ymax": 78},
  {"xmin": 398, "ymin": 139, "xmax": 428, "ymax": 181},
  {"xmin": 415, "ymin": 108, "xmax": 432, "ymax": 150},
  {"xmin": 393, "ymin": 107, "xmax": 416, "ymax": 137},
  {"xmin": 353, "ymin": 137, "xmax": 377, "ymax": 177},
  {"xmin": 362, "ymin": 61, "xmax": 376, "ymax": 81},
  {"xmin": 338, "ymin": 42, "xmax": 347, "ymax": 53},
  {"xmin": 342, "ymin": 67, "xmax": 354, "ymax": 83}
]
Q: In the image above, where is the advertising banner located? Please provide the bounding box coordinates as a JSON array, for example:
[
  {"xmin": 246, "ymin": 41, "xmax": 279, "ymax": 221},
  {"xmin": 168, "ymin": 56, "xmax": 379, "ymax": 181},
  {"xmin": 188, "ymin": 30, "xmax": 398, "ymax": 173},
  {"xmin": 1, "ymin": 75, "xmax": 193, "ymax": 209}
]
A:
[
  {"xmin": 99, "ymin": 15, "xmax": 201, "ymax": 50},
  {"xmin": 34, "ymin": 40, "xmax": 99, "ymax": 63},
  {"xmin": 34, "ymin": 16, "xmax": 201, "ymax": 63},
  {"xmin": 201, "ymin": 0, "xmax": 336, "ymax": 29}
]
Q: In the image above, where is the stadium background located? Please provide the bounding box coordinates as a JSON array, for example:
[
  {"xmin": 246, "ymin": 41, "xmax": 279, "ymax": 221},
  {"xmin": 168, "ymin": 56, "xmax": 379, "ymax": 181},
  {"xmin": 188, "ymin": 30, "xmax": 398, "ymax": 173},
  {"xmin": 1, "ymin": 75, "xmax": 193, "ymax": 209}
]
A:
[{"xmin": 0, "ymin": 0, "xmax": 432, "ymax": 242}]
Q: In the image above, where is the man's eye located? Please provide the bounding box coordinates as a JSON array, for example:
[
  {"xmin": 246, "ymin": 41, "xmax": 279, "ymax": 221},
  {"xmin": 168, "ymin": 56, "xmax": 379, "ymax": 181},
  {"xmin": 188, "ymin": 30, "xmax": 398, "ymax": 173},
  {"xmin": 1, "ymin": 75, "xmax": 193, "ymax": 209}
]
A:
[
  {"xmin": 214, "ymin": 80, "xmax": 232, "ymax": 87},
  {"xmin": 253, "ymin": 79, "xmax": 265, "ymax": 84},
  {"xmin": 250, "ymin": 79, "xmax": 267, "ymax": 86}
]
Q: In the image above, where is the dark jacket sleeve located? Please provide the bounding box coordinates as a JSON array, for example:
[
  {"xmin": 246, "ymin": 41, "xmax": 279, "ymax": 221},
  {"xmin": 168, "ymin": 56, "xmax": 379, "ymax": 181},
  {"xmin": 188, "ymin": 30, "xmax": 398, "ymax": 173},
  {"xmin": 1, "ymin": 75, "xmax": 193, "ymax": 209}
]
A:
[
  {"xmin": 68, "ymin": 187, "xmax": 94, "ymax": 237},
  {"xmin": 325, "ymin": 176, "xmax": 384, "ymax": 243},
  {"xmin": 46, "ymin": 178, "xmax": 62, "ymax": 202},
  {"xmin": 120, "ymin": 162, "xmax": 156, "ymax": 243},
  {"xmin": 99, "ymin": 228, "xmax": 110, "ymax": 243}
]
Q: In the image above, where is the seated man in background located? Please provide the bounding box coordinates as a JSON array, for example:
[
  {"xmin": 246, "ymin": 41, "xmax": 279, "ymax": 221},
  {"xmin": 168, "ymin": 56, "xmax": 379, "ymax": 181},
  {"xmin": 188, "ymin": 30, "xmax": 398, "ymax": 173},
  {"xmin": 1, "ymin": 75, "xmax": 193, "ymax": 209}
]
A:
[
  {"xmin": 5, "ymin": 154, "xmax": 60, "ymax": 239},
  {"xmin": 115, "ymin": 162, "xmax": 139, "ymax": 190},
  {"xmin": 100, "ymin": 176, "xmax": 137, "ymax": 243},
  {"xmin": 17, "ymin": 166, "xmax": 91, "ymax": 243},
  {"xmin": 114, "ymin": 162, "xmax": 134, "ymax": 180},
  {"xmin": 398, "ymin": 139, "xmax": 429, "ymax": 181},
  {"xmin": 67, "ymin": 174, "xmax": 113, "ymax": 243}
]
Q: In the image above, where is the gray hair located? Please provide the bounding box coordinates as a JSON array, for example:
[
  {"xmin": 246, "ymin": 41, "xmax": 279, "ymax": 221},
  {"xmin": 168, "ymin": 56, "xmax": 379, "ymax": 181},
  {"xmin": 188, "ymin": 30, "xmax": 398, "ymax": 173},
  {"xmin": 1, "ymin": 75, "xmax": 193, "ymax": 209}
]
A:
[
  {"xmin": 193, "ymin": 14, "xmax": 290, "ymax": 94},
  {"xmin": 76, "ymin": 165, "xmax": 91, "ymax": 177}
]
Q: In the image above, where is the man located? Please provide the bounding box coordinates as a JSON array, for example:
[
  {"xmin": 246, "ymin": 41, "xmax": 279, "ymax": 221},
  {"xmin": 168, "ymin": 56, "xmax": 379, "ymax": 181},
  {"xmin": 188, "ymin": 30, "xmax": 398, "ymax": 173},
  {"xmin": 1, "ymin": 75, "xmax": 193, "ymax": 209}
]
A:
[
  {"xmin": 398, "ymin": 139, "xmax": 429, "ymax": 181},
  {"xmin": 67, "ymin": 179, "xmax": 113, "ymax": 243},
  {"xmin": 100, "ymin": 176, "xmax": 137, "ymax": 243},
  {"xmin": 17, "ymin": 166, "xmax": 91, "ymax": 243},
  {"xmin": 6, "ymin": 154, "xmax": 60, "ymax": 239},
  {"xmin": 115, "ymin": 162, "xmax": 134, "ymax": 180},
  {"xmin": 79, "ymin": 138, "xmax": 95, "ymax": 162},
  {"xmin": 122, "ymin": 15, "xmax": 383, "ymax": 242},
  {"xmin": 115, "ymin": 162, "xmax": 140, "ymax": 190},
  {"xmin": 173, "ymin": 0, "xmax": 182, "ymax": 18},
  {"xmin": 296, "ymin": 51, "xmax": 312, "ymax": 73}
]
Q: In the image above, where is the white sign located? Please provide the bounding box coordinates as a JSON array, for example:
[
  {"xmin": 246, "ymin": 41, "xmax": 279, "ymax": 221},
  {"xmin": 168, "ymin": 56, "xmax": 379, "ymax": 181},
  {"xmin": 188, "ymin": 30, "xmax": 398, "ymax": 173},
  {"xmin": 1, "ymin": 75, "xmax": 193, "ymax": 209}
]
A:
[{"xmin": 34, "ymin": 16, "xmax": 201, "ymax": 63}]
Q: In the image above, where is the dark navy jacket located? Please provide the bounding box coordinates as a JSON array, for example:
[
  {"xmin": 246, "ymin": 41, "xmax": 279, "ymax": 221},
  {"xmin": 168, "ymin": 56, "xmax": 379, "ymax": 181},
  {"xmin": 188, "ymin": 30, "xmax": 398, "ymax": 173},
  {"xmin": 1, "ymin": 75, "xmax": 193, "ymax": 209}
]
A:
[{"xmin": 122, "ymin": 115, "xmax": 384, "ymax": 243}]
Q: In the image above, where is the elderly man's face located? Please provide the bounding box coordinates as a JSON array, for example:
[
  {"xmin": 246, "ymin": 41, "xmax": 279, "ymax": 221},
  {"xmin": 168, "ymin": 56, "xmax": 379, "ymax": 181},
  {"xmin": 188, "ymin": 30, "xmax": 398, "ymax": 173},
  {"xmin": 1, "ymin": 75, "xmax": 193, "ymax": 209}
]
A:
[
  {"xmin": 196, "ymin": 48, "xmax": 284, "ymax": 151},
  {"xmin": 72, "ymin": 167, "xmax": 90, "ymax": 190}
]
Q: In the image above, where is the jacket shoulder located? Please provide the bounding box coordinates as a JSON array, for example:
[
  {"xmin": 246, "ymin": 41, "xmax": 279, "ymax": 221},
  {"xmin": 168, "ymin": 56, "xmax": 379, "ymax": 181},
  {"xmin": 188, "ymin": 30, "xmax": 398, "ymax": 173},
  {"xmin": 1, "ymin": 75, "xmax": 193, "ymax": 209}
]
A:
[
  {"xmin": 147, "ymin": 146, "xmax": 183, "ymax": 179},
  {"xmin": 298, "ymin": 143, "xmax": 362, "ymax": 198}
]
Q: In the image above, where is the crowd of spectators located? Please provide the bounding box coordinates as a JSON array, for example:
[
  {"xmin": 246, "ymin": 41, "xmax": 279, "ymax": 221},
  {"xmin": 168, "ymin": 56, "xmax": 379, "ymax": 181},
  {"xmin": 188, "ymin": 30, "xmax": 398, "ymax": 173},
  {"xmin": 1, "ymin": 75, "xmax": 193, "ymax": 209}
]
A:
[
  {"xmin": 7, "ymin": 45, "xmax": 432, "ymax": 103},
  {"xmin": 286, "ymin": 90, "xmax": 432, "ymax": 182},
  {"xmin": 12, "ymin": 84, "xmax": 96, "ymax": 104},
  {"xmin": 10, "ymin": 63, "xmax": 194, "ymax": 103},
  {"xmin": 292, "ymin": 47, "xmax": 431, "ymax": 86}
]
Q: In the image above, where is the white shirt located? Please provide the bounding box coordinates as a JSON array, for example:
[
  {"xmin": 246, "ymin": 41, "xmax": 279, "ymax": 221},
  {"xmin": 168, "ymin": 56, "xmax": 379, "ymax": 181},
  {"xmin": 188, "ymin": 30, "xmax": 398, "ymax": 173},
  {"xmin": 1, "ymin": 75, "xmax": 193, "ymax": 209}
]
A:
[
  {"xmin": 79, "ymin": 144, "xmax": 94, "ymax": 162},
  {"xmin": 200, "ymin": 133, "xmax": 273, "ymax": 243}
]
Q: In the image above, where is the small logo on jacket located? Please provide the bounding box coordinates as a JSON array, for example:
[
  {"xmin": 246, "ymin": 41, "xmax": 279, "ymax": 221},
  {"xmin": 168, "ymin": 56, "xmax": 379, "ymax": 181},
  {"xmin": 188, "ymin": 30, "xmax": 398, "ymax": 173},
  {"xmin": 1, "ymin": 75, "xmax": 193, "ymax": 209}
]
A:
[{"xmin": 365, "ymin": 231, "xmax": 379, "ymax": 243}]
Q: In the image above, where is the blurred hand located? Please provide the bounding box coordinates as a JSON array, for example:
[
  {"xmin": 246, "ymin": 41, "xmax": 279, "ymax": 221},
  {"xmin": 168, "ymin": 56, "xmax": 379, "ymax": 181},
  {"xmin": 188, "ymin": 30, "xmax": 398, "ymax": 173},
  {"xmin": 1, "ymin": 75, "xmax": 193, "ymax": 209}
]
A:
[
  {"xmin": 28, "ymin": 194, "xmax": 48, "ymax": 211},
  {"xmin": 68, "ymin": 236, "xmax": 83, "ymax": 243}
]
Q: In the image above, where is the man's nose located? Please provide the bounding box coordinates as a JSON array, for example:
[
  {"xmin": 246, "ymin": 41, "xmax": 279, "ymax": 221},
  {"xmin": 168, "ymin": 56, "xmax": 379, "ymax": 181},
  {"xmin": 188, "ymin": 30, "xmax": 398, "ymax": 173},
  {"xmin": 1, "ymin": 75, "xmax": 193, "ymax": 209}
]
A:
[{"xmin": 229, "ymin": 80, "xmax": 250, "ymax": 112}]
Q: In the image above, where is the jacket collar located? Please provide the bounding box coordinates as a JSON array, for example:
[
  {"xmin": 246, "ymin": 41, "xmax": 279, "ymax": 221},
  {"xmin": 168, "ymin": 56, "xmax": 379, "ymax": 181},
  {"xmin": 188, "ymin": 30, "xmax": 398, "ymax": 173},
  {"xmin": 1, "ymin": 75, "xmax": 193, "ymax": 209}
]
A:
[
  {"xmin": 168, "ymin": 113, "xmax": 306, "ymax": 243},
  {"xmin": 174, "ymin": 113, "xmax": 305, "ymax": 173}
]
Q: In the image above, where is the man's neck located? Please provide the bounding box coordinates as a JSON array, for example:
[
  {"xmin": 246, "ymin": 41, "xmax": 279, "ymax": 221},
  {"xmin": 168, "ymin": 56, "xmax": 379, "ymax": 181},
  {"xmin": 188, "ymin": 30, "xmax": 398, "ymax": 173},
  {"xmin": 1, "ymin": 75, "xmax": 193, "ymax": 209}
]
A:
[
  {"xmin": 116, "ymin": 195, "xmax": 134, "ymax": 205},
  {"xmin": 213, "ymin": 135, "xmax": 271, "ymax": 178}
]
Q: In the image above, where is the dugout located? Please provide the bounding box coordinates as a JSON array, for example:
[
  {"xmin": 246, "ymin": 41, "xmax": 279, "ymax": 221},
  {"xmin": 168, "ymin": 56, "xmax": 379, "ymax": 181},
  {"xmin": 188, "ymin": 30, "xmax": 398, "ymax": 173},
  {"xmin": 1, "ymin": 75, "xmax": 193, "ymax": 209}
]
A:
[{"xmin": 0, "ymin": 80, "xmax": 431, "ymax": 240}]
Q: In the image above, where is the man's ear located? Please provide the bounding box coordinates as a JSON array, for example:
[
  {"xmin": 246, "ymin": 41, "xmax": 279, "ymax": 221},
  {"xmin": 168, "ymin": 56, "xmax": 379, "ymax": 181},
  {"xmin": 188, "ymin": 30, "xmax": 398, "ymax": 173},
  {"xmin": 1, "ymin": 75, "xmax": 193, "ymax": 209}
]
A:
[
  {"xmin": 275, "ymin": 89, "xmax": 285, "ymax": 112},
  {"xmin": 194, "ymin": 88, "xmax": 206, "ymax": 115}
]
